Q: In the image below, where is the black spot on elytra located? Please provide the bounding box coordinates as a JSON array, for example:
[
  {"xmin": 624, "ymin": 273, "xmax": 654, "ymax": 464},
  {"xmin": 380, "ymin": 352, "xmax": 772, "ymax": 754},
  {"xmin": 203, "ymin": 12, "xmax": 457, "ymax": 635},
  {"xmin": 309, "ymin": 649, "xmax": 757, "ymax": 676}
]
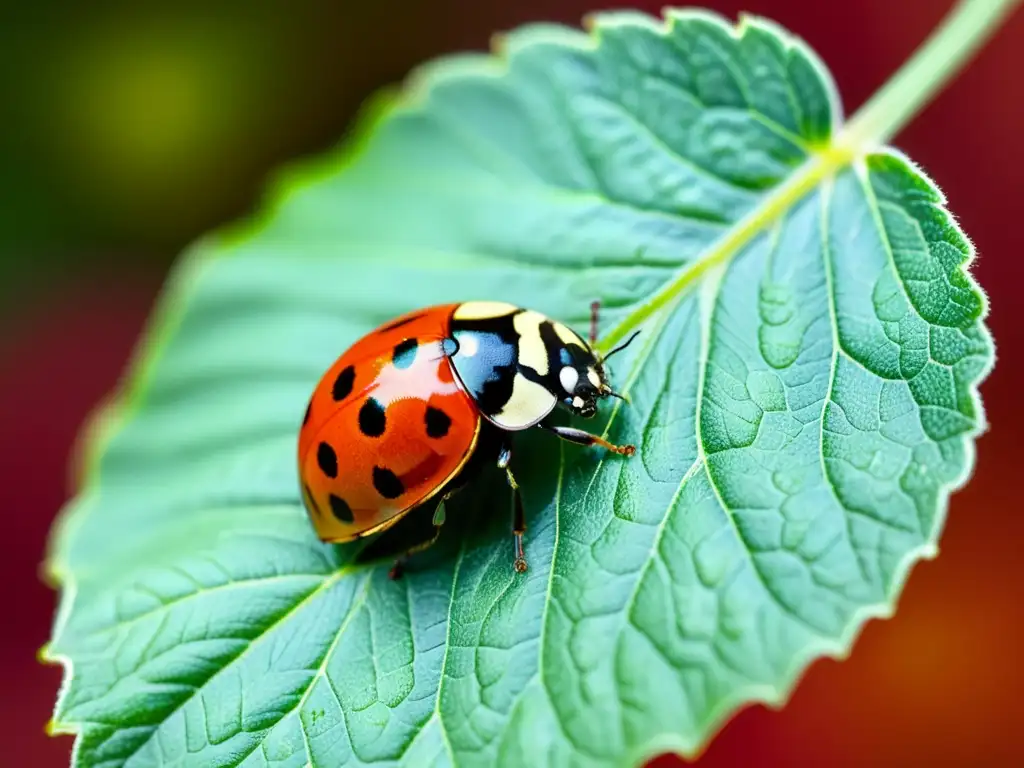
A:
[
  {"xmin": 332, "ymin": 365, "xmax": 355, "ymax": 401},
  {"xmin": 393, "ymin": 337, "xmax": 418, "ymax": 369},
  {"xmin": 329, "ymin": 493, "xmax": 354, "ymax": 523},
  {"xmin": 425, "ymin": 406, "xmax": 451, "ymax": 438},
  {"xmin": 358, "ymin": 398, "xmax": 386, "ymax": 437},
  {"xmin": 317, "ymin": 442, "xmax": 338, "ymax": 478},
  {"xmin": 373, "ymin": 466, "xmax": 405, "ymax": 499}
]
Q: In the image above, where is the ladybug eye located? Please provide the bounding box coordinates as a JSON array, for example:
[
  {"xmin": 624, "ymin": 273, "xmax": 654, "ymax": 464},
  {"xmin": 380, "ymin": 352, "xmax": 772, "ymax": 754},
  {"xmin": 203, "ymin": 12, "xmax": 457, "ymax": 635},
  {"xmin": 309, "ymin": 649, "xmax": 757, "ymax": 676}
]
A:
[{"xmin": 559, "ymin": 366, "xmax": 579, "ymax": 393}]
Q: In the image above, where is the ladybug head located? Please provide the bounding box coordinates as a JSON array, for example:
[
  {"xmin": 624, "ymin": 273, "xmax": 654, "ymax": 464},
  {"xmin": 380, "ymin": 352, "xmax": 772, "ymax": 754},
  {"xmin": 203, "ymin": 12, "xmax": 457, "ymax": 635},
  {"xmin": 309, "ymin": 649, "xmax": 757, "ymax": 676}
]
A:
[{"xmin": 557, "ymin": 330, "xmax": 640, "ymax": 418}]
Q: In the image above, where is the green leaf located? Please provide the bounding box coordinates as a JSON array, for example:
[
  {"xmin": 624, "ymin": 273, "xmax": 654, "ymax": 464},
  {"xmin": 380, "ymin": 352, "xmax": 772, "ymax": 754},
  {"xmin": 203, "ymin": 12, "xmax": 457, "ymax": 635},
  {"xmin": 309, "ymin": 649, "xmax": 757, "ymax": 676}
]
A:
[{"xmin": 45, "ymin": 6, "xmax": 996, "ymax": 768}]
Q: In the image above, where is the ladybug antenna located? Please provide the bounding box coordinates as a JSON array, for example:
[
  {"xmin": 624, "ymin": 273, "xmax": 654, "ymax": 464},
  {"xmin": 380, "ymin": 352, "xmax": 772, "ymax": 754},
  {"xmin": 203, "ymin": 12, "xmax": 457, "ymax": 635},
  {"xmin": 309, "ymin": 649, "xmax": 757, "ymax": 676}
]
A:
[
  {"xmin": 604, "ymin": 387, "xmax": 629, "ymax": 402},
  {"xmin": 601, "ymin": 330, "xmax": 642, "ymax": 363},
  {"xmin": 589, "ymin": 300, "xmax": 601, "ymax": 347}
]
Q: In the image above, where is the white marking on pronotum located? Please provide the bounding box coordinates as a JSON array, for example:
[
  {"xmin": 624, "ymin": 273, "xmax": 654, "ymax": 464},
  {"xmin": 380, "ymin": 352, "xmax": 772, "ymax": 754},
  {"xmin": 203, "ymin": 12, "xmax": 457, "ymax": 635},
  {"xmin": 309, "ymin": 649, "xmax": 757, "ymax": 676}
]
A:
[
  {"xmin": 513, "ymin": 311, "xmax": 550, "ymax": 376},
  {"xmin": 454, "ymin": 301, "xmax": 518, "ymax": 320},
  {"xmin": 553, "ymin": 321, "xmax": 583, "ymax": 348},
  {"xmin": 586, "ymin": 368, "xmax": 601, "ymax": 388},
  {"xmin": 559, "ymin": 366, "xmax": 579, "ymax": 393},
  {"xmin": 494, "ymin": 374, "xmax": 557, "ymax": 429}
]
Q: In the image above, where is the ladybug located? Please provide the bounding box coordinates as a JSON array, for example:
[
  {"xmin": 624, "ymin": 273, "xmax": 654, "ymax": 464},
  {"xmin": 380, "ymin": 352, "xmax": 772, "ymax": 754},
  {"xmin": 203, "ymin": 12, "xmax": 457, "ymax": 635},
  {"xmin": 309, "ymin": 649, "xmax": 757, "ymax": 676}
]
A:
[{"xmin": 297, "ymin": 300, "xmax": 640, "ymax": 577}]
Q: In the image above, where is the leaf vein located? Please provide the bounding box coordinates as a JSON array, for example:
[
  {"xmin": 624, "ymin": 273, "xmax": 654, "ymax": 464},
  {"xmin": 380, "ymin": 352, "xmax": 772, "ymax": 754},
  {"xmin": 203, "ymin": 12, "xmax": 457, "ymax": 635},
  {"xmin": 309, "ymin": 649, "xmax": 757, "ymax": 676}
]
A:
[
  {"xmin": 121, "ymin": 568, "xmax": 349, "ymax": 765},
  {"xmin": 819, "ymin": 177, "xmax": 872, "ymax": 586},
  {"xmin": 432, "ymin": 541, "xmax": 464, "ymax": 768},
  {"xmin": 98, "ymin": 574, "xmax": 329, "ymax": 638}
]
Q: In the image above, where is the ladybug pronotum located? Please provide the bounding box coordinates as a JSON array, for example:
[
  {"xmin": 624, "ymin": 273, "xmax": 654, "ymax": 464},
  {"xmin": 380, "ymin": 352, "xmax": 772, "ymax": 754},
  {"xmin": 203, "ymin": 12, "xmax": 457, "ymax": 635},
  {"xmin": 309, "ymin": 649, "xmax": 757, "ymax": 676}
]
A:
[{"xmin": 297, "ymin": 300, "xmax": 639, "ymax": 577}]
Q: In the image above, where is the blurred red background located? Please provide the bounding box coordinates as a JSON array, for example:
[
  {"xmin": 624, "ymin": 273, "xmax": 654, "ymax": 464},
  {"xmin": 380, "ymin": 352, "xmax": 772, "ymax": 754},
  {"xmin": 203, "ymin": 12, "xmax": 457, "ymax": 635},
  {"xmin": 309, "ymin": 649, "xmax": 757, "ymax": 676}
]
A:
[{"xmin": 2, "ymin": 1, "xmax": 1021, "ymax": 765}]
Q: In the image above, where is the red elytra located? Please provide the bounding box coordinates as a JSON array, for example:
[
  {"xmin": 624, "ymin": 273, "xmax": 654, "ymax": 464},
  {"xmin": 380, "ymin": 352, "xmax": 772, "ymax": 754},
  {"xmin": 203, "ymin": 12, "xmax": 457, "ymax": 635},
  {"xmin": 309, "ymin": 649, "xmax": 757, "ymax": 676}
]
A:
[{"xmin": 298, "ymin": 304, "xmax": 477, "ymax": 544}]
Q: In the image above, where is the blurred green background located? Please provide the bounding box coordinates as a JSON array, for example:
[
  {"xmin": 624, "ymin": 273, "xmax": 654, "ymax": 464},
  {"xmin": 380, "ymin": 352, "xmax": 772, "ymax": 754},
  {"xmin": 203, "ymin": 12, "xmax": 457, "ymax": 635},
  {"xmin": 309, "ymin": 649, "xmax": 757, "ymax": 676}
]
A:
[
  {"xmin": 2, "ymin": 0, "xmax": 1022, "ymax": 765},
  {"xmin": 2, "ymin": 0, "xmax": 426, "ymax": 307}
]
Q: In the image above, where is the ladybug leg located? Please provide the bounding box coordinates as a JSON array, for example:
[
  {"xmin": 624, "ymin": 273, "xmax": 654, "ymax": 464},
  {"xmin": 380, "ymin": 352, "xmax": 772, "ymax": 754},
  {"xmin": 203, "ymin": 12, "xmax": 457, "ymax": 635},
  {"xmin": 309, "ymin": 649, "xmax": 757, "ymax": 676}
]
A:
[
  {"xmin": 507, "ymin": 473, "xmax": 527, "ymax": 574},
  {"xmin": 498, "ymin": 443, "xmax": 528, "ymax": 574},
  {"xmin": 539, "ymin": 420, "xmax": 636, "ymax": 457},
  {"xmin": 387, "ymin": 498, "xmax": 450, "ymax": 580}
]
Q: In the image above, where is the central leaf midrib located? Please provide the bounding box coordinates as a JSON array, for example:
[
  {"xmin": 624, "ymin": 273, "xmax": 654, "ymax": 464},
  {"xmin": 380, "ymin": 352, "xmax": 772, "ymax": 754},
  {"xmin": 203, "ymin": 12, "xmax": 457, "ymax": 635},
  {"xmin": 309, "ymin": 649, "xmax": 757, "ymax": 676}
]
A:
[
  {"xmin": 690, "ymin": 253, "xmax": 832, "ymax": 639},
  {"xmin": 599, "ymin": 138, "xmax": 858, "ymax": 352},
  {"xmin": 817, "ymin": 175, "xmax": 870, "ymax": 589}
]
